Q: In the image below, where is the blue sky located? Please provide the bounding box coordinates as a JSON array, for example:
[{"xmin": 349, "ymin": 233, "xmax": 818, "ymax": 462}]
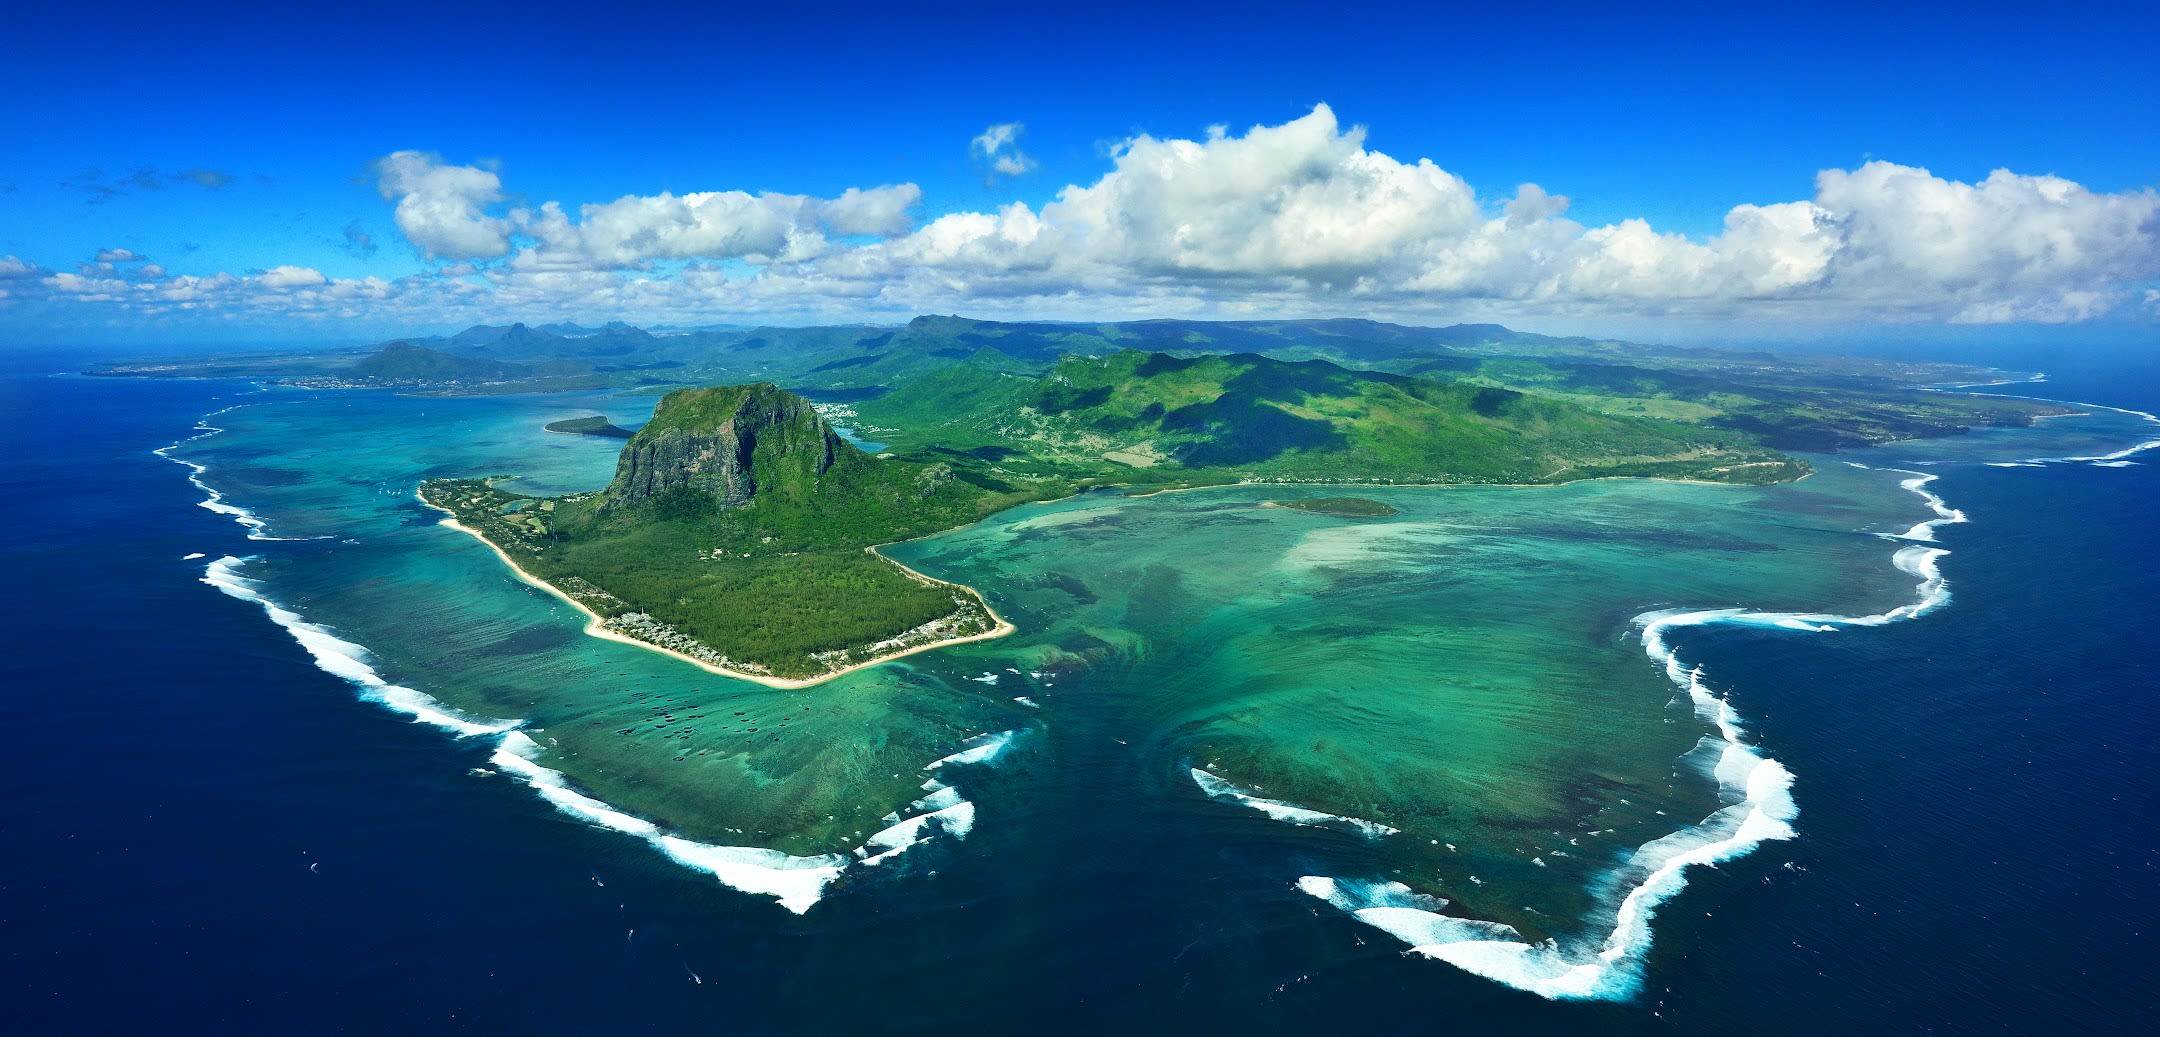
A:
[{"xmin": 4, "ymin": 1, "xmax": 2156, "ymax": 347}]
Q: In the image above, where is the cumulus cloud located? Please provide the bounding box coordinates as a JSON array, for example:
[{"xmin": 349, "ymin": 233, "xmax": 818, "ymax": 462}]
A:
[
  {"xmin": 787, "ymin": 105, "xmax": 2156, "ymax": 324},
  {"xmin": 517, "ymin": 192, "xmax": 816, "ymax": 269},
  {"xmin": 971, "ymin": 122, "xmax": 1038, "ymax": 179},
  {"xmin": 1810, "ymin": 162, "xmax": 2160, "ymax": 322},
  {"xmin": 256, "ymin": 265, "xmax": 328, "ymax": 289},
  {"xmin": 370, "ymin": 150, "xmax": 921, "ymax": 272},
  {"xmin": 0, "ymin": 255, "xmax": 45, "ymax": 279},
  {"xmin": 510, "ymin": 185, "xmax": 920, "ymax": 271},
  {"xmin": 822, "ymin": 184, "xmax": 922, "ymax": 237},
  {"xmin": 94, "ymin": 247, "xmax": 147, "ymax": 263},
  {"xmin": 21, "ymin": 107, "xmax": 2159, "ymax": 332},
  {"xmin": 373, "ymin": 151, "xmax": 515, "ymax": 260}
]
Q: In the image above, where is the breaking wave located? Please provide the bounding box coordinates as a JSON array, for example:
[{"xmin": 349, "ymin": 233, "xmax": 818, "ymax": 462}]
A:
[
  {"xmin": 155, "ymin": 404, "xmax": 324, "ymax": 542},
  {"xmin": 1189, "ymin": 767, "xmax": 1399, "ymax": 839},
  {"xmin": 1294, "ymin": 466, "xmax": 1962, "ymax": 999},
  {"xmin": 1297, "ymin": 406, "xmax": 2160, "ymax": 999}
]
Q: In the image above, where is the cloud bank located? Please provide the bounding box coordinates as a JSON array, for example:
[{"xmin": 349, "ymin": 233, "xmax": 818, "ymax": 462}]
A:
[{"xmin": 13, "ymin": 106, "xmax": 2159, "ymax": 333}]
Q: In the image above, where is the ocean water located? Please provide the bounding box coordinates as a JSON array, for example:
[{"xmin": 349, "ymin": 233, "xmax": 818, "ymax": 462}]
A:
[{"xmin": 3, "ymin": 347, "xmax": 2155, "ymax": 1033}]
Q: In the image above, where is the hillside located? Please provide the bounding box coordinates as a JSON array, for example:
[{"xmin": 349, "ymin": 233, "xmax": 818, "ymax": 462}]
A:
[{"xmin": 858, "ymin": 349, "xmax": 1806, "ymax": 488}]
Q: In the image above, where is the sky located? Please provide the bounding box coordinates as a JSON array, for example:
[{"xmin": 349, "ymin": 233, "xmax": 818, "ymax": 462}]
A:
[{"xmin": 3, "ymin": 0, "xmax": 2157, "ymax": 349}]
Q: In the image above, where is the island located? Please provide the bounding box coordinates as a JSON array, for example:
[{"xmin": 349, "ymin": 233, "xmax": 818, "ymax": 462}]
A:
[
  {"xmin": 1266, "ymin": 496, "xmax": 1401, "ymax": 518},
  {"xmin": 542, "ymin": 415, "xmax": 635, "ymax": 438}
]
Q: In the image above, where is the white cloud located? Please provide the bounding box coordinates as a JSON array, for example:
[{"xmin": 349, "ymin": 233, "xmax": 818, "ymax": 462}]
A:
[
  {"xmin": 0, "ymin": 255, "xmax": 40, "ymax": 279},
  {"xmin": 822, "ymin": 183, "xmax": 922, "ymax": 237},
  {"xmin": 972, "ymin": 122, "xmax": 1021, "ymax": 156},
  {"xmin": 784, "ymin": 106, "xmax": 2156, "ymax": 325},
  {"xmin": 518, "ymin": 192, "xmax": 809, "ymax": 269},
  {"xmin": 95, "ymin": 247, "xmax": 147, "ymax": 263},
  {"xmin": 46, "ymin": 271, "xmax": 124, "ymax": 296},
  {"xmin": 972, "ymin": 121, "xmax": 1038, "ymax": 179},
  {"xmin": 512, "ymin": 183, "xmax": 920, "ymax": 271},
  {"xmin": 1811, "ymin": 162, "xmax": 2160, "ymax": 322},
  {"xmin": 374, "ymin": 151, "xmax": 514, "ymax": 260},
  {"xmin": 257, "ymin": 265, "xmax": 328, "ymax": 289}
]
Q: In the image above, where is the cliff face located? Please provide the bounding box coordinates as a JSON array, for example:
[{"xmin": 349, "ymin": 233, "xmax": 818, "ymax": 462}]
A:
[{"xmin": 603, "ymin": 383, "xmax": 851, "ymax": 510}]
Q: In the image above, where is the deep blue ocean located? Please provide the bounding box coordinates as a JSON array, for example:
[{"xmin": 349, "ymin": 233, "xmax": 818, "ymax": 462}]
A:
[{"xmin": 3, "ymin": 346, "xmax": 2154, "ymax": 1034}]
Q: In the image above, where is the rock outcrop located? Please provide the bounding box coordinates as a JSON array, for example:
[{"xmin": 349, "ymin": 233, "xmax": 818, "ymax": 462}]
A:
[{"xmin": 603, "ymin": 383, "xmax": 851, "ymax": 510}]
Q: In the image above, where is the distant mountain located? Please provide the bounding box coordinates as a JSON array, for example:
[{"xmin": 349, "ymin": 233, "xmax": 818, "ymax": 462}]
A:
[
  {"xmin": 347, "ymin": 342, "xmax": 553, "ymax": 383},
  {"xmin": 534, "ymin": 319, "xmax": 643, "ymax": 337},
  {"xmin": 377, "ymin": 314, "xmax": 1573, "ymax": 395}
]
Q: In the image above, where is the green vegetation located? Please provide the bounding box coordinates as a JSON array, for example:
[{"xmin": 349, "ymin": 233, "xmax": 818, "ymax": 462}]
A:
[
  {"xmin": 1269, "ymin": 496, "xmax": 1400, "ymax": 518},
  {"xmin": 422, "ymin": 384, "xmax": 1030, "ymax": 681},
  {"xmin": 856, "ymin": 349, "xmax": 1808, "ymax": 489}
]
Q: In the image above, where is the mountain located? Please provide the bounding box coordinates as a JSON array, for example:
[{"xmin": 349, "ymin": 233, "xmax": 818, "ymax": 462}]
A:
[
  {"xmin": 346, "ymin": 342, "xmax": 550, "ymax": 383},
  {"xmin": 603, "ymin": 384, "xmax": 846, "ymax": 511}
]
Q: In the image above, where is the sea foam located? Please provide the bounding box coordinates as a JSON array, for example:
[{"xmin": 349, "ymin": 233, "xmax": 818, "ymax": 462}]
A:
[
  {"xmin": 155, "ymin": 406, "xmax": 324, "ymax": 542},
  {"xmin": 200, "ymin": 550, "xmax": 1023, "ymax": 914},
  {"xmin": 202, "ymin": 556, "xmax": 517, "ymax": 738},
  {"xmin": 164, "ymin": 398, "xmax": 1015, "ymax": 912},
  {"xmin": 1189, "ymin": 767, "xmax": 1399, "ymax": 838},
  {"xmin": 1937, "ymin": 389, "xmax": 2160, "ymax": 467},
  {"xmin": 488, "ymin": 731, "xmax": 850, "ymax": 914}
]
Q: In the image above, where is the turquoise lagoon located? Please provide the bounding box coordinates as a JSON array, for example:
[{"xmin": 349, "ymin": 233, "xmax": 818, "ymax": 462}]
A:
[{"xmin": 169, "ymin": 382, "xmax": 2159, "ymax": 997}]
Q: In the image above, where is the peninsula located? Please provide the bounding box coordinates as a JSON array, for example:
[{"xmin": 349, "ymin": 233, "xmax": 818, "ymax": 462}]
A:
[{"xmin": 422, "ymin": 383, "xmax": 1024, "ymax": 684}]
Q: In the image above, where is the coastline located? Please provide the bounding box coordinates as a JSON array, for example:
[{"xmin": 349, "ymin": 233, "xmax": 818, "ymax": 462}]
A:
[{"xmin": 422, "ymin": 495, "xmax": 1014, "ymax": 689}]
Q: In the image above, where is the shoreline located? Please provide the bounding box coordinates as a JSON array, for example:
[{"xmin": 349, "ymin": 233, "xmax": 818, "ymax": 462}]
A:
[{"xmin": 422, "ymin": 495, "xmax": 1013, "ymax": 689}]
